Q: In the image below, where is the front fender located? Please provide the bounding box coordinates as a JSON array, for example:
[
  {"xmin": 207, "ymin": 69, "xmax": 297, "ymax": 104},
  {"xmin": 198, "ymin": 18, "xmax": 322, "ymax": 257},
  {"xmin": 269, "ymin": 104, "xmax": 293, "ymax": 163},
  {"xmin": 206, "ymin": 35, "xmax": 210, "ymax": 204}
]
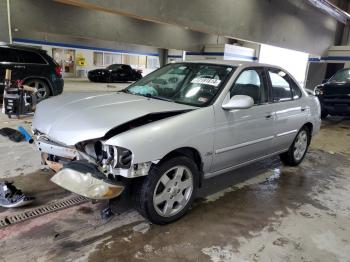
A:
[{"xmin": 105, "ymin": 106, "xmax": 215, "ymax": 173}]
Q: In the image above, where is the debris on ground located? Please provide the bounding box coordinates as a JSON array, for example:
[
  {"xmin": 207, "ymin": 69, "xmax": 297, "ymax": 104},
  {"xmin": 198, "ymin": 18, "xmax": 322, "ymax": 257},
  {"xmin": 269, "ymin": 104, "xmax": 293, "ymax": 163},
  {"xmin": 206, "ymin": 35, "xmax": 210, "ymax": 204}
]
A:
[
  {"xmin": 132, "ymin": 222, "xmax": 151, "ymax": 234},
  {"xmin": 0, "ymin": 181, "xmax": 34, "ymax": 208},
  {"xmin": 0, "ymin": 128, "xmax": 25, "ymax": 143},
  {"xmin": 17, "ymin": 126, "xmax": 34, "ymax": 143}
]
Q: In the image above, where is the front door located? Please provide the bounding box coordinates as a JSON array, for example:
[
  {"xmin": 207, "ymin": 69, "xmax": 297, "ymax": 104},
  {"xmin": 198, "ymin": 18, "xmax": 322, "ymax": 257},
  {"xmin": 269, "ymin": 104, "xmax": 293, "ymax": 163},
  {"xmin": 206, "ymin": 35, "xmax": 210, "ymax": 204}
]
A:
[{"xmin": 211, "ymin": 67, "xmax": 275, "ymax": 172}]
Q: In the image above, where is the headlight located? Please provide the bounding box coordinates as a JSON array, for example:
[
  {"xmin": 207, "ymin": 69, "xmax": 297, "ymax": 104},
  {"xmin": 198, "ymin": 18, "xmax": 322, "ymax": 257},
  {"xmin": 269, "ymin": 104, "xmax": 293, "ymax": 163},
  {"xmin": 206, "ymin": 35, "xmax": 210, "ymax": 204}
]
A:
[
  {"xmin": 51, "ymin": 164, "xmax": 124, "ymax": 200},
  {"xmin": 92, "ymin": 141, "xmax": 132, "ymax": 169},
  {"xmin": 314, "ymin": 87, "xmax": 323, "ymax": 96}
]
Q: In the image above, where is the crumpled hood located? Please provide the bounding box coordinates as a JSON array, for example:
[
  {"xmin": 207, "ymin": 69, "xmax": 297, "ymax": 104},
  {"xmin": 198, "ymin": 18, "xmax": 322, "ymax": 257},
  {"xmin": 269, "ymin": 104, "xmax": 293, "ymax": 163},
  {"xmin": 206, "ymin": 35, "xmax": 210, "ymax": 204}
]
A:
[{"xmin": 32, "ymin": 92, "xmax": 195, "ymax": 145}]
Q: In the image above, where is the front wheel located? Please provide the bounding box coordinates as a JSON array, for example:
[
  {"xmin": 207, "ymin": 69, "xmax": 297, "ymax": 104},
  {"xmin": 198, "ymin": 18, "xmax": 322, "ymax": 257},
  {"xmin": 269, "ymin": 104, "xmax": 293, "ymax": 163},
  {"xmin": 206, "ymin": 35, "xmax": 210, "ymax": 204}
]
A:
[
  {"xmin": 133, "ymin": 156, "xmax": 198, "ymax": 224},
  {"xmin": 280, "ymin": 127, "xmax": 310, "ymax": 166}
]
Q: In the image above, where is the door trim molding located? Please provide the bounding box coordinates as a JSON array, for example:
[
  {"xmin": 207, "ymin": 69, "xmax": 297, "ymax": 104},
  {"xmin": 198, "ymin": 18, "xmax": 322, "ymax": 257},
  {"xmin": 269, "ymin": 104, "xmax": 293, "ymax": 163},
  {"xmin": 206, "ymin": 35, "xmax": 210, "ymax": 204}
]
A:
[
  {"xmin": 215, "ymin": 135, "xmax": 274, "ymax": 154},
  {"xmin": 276, "ymin": 129, "xmax": 298, "ymax": 137},
  {"xmin": 205, "ymin": 149, "xmax": 288, "ymax": 179}
]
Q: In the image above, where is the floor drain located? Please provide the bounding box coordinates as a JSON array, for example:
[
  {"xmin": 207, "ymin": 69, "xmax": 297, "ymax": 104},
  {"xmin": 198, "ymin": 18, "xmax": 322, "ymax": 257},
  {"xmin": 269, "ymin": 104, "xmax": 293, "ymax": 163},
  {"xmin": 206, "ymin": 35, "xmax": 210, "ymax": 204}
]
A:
[{"xmin": 0, "ymin": 195, "xmax": 88, "ymax": 228}]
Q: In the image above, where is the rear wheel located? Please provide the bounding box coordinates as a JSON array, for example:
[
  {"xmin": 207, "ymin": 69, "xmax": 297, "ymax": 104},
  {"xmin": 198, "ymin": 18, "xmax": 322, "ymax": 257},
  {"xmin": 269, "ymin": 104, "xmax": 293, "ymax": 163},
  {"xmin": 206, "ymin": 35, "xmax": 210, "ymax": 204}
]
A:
[
  {"xmin": 133, "ymin": 156, "xmax": 198, "ymax": 224},
  {"xmin": 280, "ymin": 127, "xmax": 310, "ymax": 166},
  {"xmin": 25, "ymin": 79, "xmax": 50, "ymax": 101}
]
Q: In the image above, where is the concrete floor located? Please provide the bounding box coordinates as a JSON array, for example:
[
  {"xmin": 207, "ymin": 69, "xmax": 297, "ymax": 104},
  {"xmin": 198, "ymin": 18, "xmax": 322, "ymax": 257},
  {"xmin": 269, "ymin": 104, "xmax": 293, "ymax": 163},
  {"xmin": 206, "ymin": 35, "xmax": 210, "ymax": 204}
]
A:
[{"xmin": 0, "ymin": 79, "xmax": 350, "ymax": 261}]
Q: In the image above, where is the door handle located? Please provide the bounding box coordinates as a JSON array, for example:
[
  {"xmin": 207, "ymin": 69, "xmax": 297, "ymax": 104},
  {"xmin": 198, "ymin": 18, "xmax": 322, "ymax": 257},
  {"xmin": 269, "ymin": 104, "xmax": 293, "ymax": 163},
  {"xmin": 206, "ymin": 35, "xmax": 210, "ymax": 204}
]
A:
[
  {"xmin": 265, "ymin": 114, "xmax": 273, "ymax": 119},
  {"xmin": 301, "ymin": 108, "xmax": 306, "ymax": 112}
]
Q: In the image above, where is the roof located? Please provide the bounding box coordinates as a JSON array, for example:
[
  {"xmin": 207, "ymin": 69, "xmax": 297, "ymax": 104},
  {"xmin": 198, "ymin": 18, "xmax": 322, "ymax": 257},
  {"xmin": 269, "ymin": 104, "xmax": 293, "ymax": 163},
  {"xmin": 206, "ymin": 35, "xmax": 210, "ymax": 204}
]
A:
[
  {"xmin": 0, "ymin": 43, "xmax": 47, "ymax": 53},
  {"xmin": 180, "ymin": 59, "xmax": 277, "ymax": 68}
]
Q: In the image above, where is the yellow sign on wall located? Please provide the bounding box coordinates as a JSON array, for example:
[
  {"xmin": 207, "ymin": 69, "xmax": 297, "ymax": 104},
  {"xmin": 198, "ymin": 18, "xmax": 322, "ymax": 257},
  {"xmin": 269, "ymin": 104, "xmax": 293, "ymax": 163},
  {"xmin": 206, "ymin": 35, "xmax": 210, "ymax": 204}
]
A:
[{"xmin": 76, "ymin": 52, "xmax": 87, "ymax": 66}]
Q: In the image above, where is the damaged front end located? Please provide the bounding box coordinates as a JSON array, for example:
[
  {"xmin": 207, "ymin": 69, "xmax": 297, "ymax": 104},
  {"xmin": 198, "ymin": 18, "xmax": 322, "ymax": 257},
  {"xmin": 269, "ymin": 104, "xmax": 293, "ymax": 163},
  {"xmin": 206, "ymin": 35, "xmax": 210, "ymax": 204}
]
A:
[{"xmin": 34, "ymin": 133, "xmax": 154, "ymax": 200}]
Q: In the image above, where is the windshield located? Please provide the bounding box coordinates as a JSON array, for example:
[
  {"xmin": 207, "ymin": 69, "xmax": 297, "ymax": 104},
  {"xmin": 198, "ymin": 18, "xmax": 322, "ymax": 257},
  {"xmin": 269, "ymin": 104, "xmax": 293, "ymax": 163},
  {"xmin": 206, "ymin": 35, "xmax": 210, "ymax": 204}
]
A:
[
  {"xmin": 125, "ymin": 63, "xmax": 235, "ymax": 107},
  {"xmin": 330, "ymin": 69, "xmax": 350, "ymax": 82}
]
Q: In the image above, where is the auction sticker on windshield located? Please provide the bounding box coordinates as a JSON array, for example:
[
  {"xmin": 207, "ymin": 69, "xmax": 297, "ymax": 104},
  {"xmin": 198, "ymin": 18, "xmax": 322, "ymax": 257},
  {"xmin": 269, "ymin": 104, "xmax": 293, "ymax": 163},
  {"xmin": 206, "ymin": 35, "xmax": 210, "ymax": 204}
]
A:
[{"xmin": 191, "ymin": 78, "xmax": 221, "ymax": 86}]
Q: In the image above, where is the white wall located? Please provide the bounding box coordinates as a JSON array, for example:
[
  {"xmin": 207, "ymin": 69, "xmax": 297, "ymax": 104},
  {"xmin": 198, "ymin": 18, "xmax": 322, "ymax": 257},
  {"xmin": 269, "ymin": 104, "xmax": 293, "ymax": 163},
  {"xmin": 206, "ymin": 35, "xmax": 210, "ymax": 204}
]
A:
[{"xmin": 259, "ymin": 44, "xmax": 309, "ymax": 86}]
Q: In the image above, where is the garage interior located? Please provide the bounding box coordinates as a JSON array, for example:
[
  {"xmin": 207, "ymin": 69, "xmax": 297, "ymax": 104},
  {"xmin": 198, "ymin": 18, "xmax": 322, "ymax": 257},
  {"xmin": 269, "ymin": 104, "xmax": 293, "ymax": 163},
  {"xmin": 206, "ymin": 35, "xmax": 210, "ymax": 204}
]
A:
[{"xmin": 0, "ymin": 0, "xmax": 350, "ymax": 261}]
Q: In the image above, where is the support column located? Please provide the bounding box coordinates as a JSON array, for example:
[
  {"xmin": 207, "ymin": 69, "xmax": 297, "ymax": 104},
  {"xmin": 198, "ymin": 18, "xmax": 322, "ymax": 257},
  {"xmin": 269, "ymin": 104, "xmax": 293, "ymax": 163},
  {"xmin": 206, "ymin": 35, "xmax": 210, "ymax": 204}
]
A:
[
  {"xmin": 0, "ymin": 0, "xmax": 11, "ymax": 43},
  {"xmin": 158, "ymin": 48, "xmax": 169, "ymax": 67}
]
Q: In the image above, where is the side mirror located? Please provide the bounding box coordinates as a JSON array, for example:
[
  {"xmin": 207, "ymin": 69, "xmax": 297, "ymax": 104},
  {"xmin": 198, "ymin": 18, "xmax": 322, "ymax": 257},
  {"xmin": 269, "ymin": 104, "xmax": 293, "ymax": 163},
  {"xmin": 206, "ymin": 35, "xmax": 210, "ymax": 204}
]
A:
[
  {"xmin": 222, "ymin": 95, "xmax": 254, "ymax": 110},
  {"xmin": 321, "ymin": 79, "xmax": 328, "ymax": 84}
]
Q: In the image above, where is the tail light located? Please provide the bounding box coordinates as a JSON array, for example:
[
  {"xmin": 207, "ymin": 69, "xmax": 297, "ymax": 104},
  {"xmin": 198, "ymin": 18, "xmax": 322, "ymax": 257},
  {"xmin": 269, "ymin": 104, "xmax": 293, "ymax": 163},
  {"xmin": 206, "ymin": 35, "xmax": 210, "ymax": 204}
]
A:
[{"xmin": 54, "ymin": 66, "xmax": 62, "ymax": 77}]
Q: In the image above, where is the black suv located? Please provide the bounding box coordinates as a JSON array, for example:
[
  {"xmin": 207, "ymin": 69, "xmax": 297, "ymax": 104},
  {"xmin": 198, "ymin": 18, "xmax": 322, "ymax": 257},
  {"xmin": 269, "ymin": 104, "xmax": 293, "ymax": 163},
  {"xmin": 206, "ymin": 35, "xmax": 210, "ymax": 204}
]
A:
[
  {"xmin": 0, "ymin": 44, "xmax": 64, "ymax": 99},
  {"xmin": 314, "ymin": 68, "xmax": 350, "ymax": 118}
]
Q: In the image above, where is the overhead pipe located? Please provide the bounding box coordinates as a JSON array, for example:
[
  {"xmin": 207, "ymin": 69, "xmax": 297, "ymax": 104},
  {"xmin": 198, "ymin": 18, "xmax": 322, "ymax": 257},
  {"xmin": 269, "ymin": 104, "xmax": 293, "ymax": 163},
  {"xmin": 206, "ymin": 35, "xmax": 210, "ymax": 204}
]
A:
[{"xmin": 306, "ymin": 0, "xmax": 350, "ymax": 24}]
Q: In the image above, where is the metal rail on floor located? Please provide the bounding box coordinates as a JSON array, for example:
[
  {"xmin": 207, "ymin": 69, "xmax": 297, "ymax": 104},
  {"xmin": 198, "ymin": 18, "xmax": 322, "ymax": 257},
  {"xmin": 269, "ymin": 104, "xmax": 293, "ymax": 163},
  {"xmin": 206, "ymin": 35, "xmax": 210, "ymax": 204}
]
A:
[{"xmin": 0, "ymin": 195, "xmax": 88, "ymax": 228}]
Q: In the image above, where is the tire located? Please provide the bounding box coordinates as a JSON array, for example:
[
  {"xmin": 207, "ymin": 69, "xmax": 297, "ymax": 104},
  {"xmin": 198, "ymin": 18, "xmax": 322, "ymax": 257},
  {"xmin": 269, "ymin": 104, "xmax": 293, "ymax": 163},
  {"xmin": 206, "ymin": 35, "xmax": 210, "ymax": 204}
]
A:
[
  {"xmin": 133, "ymin": 156, "xmax": 199, "ymax": 224},
  {"xmin": 25, "ymin": 79, "xmax": 50, "ymax": 101},
  {"xmin": 280, "ymin": 126, "xmax": 311, "ymax": 166}
]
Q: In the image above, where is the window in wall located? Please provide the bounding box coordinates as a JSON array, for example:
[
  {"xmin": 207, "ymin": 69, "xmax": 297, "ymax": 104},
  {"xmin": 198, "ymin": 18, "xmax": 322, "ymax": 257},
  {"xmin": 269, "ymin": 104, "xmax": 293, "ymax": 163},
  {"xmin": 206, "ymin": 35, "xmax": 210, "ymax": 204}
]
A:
[
  {"xmin": 112, "ymin": 54, "xmax": 122, "ymax": 64},
  {"xmin": 138, "ymin": 55, "xmax": 147, "ymax": 68},
  {"xmin": 147, "ymin": 56, "xmax": 160, "ymax": 69},
  {"xmin": 104, "ymin": 53, "xmax": 113, "ymax": 66},
  {"xmin": 268, "ymin": 70, "xmax": 293, "ymax": 102},
  {"xmin": 93, "ymin": 52, "xmax": 103, "ymax": 66}
]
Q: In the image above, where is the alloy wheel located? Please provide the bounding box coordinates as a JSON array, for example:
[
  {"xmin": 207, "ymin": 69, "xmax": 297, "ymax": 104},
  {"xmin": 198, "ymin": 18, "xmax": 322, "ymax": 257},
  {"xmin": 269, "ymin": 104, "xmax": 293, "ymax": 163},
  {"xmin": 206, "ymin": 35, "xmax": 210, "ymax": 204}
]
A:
[
  {"xmin": 153, "ymin": 165, "xmax": 193, "ymax": 217},
  {"xmin": 293, "ymin": 130, "xmax": 308, "ymax": 161},
  {"xmin": 26, "ymin": 80, "xmax": 49, "ymax": 100}
]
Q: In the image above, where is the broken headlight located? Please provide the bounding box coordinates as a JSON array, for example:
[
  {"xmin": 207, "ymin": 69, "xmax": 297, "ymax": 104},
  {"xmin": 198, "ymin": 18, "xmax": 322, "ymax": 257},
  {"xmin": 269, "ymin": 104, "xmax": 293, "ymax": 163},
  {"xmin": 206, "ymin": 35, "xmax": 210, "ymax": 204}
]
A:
[{"xmin": 89, "ymin": 141, "xmax": 132, "ymax": 169}]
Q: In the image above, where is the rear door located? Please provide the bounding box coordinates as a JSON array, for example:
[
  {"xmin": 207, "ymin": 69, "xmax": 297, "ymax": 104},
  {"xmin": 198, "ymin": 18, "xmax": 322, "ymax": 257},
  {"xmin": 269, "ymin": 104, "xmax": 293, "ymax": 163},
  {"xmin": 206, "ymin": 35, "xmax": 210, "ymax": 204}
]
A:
[{"xmin": 266, "ymin": 68, "xmax": 307, "ymax": 152}]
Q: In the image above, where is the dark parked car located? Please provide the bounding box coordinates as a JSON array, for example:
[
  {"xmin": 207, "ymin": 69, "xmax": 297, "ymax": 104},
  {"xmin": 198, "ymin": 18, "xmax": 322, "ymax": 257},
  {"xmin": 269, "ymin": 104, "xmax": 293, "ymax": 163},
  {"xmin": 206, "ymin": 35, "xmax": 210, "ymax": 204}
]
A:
[
  {"xmin": 0, "ymin": 44, "xmax": 64, "ymax": 99},
  {"xmin": 88, "ymin": 64, "xmax": 142, "ymax": 83},
  {"xmin": 314, "ymin": 68, "xmax": 350, "ymax": 118}
]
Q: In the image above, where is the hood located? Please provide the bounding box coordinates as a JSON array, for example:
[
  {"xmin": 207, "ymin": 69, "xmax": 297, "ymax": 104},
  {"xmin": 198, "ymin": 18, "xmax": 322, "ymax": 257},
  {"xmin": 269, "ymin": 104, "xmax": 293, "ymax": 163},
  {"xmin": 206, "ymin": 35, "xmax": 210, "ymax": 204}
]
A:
[
  {"xmin": 33, "ymin": 92, "xmax": 195, "ymax": 145},
  {"xmin": 321, "ymin": 82, "xmax": 350, "ymax": 96}
]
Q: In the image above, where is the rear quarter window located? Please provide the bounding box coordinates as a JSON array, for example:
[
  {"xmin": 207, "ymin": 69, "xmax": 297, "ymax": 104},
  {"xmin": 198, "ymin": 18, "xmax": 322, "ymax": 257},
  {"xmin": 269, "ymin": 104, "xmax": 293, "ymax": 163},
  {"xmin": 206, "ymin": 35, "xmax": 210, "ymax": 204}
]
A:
[
  {"xmin": 17, "ymin": 49, "xmax": 47, "ymax": 64},
  {"xmin": 0, "ymin": 48, "xmax": 19, "ymax": 63}
]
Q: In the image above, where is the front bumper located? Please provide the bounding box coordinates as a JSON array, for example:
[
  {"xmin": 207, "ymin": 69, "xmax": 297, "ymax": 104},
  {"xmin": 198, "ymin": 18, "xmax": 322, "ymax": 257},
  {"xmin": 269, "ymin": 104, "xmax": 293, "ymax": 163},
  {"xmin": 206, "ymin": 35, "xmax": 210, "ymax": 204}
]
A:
[
  {"xmin": 52, "ymin": 161, "xmax": 124, "ymax": 200},
  {"xmin": 320, "ymin": 98, "xmax": 350, "ymax": 115}
]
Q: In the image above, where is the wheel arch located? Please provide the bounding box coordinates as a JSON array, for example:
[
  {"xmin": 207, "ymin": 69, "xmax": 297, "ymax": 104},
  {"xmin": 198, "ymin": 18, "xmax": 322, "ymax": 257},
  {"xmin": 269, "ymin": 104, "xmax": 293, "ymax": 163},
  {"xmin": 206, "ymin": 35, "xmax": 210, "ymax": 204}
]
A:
[
  {"xmin": 159, "ymin": 147, "xmax": 204, "ymax": 187},
  {"xmin": 301, "ymin": 122, "xmax": 313, "ymax": 145}
]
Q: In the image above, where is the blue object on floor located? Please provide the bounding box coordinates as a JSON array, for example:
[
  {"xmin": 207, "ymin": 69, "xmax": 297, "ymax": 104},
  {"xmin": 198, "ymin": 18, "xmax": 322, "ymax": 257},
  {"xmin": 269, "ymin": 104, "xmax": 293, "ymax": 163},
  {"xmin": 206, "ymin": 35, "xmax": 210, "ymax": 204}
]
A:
[{"xmin": 17, "ymin": 126, "xmax": 34, "ymax": 143}]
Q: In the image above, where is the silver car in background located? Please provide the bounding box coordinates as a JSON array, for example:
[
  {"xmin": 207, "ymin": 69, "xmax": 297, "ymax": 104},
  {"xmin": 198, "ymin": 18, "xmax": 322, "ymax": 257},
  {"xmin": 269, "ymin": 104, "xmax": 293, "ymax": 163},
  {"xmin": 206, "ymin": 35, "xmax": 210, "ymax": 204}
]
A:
[{"xmin": 32, "ymin": 61, "xmax": 321, "ymax": 224}]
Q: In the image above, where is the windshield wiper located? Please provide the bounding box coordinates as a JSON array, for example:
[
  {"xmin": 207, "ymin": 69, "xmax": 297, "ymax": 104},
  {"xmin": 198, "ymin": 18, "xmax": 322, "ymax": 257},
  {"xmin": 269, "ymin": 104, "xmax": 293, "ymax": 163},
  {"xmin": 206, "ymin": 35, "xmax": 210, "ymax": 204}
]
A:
[
  {"xmin": 143, "ymin": 93, "xmax": 174, "ymax": 102},
  {"xmin": 119, "ymin": 89, "xmax": 173, "ymax": 102}
]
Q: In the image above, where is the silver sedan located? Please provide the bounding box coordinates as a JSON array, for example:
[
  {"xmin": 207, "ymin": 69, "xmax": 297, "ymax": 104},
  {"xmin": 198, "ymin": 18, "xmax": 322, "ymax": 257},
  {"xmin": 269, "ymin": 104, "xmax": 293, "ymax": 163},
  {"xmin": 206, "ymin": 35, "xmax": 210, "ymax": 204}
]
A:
[{"xmin": 32, "ymin": 61, "xmax": 321, "ymax": 224}]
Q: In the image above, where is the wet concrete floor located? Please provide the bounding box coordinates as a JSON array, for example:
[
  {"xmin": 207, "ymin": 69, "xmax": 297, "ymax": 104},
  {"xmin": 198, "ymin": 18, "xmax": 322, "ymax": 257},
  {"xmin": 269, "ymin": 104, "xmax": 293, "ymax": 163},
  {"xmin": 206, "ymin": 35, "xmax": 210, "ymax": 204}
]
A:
[{"xmin": 0, "ymin": 97, "xmax": 349, "ymax": 261}]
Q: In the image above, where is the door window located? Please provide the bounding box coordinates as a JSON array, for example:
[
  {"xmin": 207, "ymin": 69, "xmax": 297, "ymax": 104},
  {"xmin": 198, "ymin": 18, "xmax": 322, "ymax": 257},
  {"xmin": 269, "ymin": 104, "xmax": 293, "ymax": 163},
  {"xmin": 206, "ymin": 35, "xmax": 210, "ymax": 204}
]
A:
[
  {"xmin": 0, "ymin": 48, "xmax": 19, "ymax": 63},
  {"xmin": 268, "ymin": 70, "xmax": 293, "ymax": 102},
  {"xmin": 230, "ymin": 69, "xmax": 267, "ymax": 104}
]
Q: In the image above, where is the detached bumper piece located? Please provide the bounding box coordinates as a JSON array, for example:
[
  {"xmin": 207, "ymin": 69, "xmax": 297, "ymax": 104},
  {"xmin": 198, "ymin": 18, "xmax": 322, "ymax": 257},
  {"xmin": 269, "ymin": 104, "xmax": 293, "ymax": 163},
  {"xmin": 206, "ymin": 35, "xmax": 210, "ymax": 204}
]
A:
[{"xmin": 51, "ymin": 161, "xmax": 124, "ymax": 200}]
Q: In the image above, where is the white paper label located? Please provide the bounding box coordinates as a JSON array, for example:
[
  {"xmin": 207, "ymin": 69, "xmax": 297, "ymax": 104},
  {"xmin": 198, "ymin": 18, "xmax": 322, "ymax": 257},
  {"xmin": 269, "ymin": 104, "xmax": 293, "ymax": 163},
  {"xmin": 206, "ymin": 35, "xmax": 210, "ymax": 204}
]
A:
[{"xmin": 191, "ymin": 78, "xmax": 221, "ymax": 87}]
